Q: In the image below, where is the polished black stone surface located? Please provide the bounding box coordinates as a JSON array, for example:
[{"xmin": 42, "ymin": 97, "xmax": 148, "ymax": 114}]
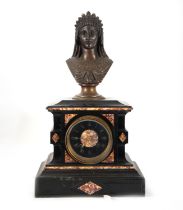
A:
[
  {"xmin": 47, "ymin": 99, "xmax": 132, "ymax": 109},
  {"xmin": 35, "ymin": 153, "xmax": 145, "ymax": 197}
]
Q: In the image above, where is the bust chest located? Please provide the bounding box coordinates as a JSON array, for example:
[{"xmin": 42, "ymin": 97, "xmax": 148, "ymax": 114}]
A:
[{"xmin": 66, "ymin": 57, "xmax": 113, "ymax": 84}]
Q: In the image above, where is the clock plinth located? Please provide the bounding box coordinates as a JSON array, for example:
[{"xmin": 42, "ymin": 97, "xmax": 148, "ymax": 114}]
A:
[{"xmin": 35, "ymin": 99, "xmax": 145, "ymax": 196}]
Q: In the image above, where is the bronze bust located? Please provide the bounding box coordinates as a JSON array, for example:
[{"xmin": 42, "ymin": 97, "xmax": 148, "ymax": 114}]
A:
[{"xmin": 66, "ymin": 12, "xmax": 113, "ymax": 99}]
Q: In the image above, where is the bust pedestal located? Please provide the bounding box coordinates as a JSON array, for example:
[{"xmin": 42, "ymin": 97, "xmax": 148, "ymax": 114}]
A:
[{"xmin": 35, "ymin": 99, "xmax": 145, "ymax": 196}]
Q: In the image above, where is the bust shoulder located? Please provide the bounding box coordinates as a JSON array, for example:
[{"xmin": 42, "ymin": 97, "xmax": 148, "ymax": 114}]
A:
[{"xmin": 66, "ymin": 57, "xmax": 113, "ymax": 84}]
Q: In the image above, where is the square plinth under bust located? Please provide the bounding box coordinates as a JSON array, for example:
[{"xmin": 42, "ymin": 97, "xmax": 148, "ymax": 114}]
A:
[{"xmin": 35, "ymin": 99, "xmax": 145, "ymax": 197}]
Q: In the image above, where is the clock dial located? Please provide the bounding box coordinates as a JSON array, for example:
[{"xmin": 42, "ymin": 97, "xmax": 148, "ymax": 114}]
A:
[{"xmin": 65, "ymin": 115, "xmax": 113, "ymax": 164}]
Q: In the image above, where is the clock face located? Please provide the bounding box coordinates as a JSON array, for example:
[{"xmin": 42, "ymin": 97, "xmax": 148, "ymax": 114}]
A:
[{"xmin": 65, "ymin": 115, "xmax": 113, "ymax": 164}]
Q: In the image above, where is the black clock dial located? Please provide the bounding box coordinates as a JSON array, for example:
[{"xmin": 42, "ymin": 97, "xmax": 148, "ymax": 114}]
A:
[
  {"xmin": 65, "ymin": 115, "xmax": 113, "ymax": 164},
  {"xmin": 70, "ymin": 120, "xmax": 108, "ymax": 158}
]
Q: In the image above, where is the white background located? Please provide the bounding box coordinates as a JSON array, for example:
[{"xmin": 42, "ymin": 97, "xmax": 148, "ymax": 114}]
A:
[{"xmin": 0, "ymin": 0, "xmax": 183, "ymax": 209}]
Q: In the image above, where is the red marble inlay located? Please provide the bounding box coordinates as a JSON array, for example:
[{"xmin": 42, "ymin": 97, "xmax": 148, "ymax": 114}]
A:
[{"xmin": 78, "ymin": 181, "xmax": 102, "ymax": 195}]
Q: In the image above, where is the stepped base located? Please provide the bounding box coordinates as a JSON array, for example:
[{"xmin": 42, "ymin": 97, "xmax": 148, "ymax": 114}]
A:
[{"xmin": 35, "ymin": 153, "xmax": 145, "ymax": 197}]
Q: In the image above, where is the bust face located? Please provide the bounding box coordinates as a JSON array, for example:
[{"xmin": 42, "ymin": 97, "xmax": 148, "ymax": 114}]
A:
[{"xmin": 79, "ymin": 25, "xmax": 98, "ymax": 49}]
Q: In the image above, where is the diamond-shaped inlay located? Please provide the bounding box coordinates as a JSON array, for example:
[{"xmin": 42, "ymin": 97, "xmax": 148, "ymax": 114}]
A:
[
  {"xmin": 52, "ymin": 133, "xmax": 60, "ymax": 143},
  {"xmin": 78, "ymin": 181, "xmax": 102, "ymax": 195},
  {"xmin": 119, "ymin": 132, "xmax": 126, "ymax": 142}
]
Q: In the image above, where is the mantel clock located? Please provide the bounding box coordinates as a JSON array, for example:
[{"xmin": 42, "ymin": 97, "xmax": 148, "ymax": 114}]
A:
[{"xmin": 35, "ymin": 12, "xmax": 145, "ymax": 196}]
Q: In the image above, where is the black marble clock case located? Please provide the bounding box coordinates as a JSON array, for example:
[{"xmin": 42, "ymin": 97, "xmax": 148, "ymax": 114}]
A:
[{"xmin": 35, "ymin": 100, "xmax": 145, "ymax": 197}]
